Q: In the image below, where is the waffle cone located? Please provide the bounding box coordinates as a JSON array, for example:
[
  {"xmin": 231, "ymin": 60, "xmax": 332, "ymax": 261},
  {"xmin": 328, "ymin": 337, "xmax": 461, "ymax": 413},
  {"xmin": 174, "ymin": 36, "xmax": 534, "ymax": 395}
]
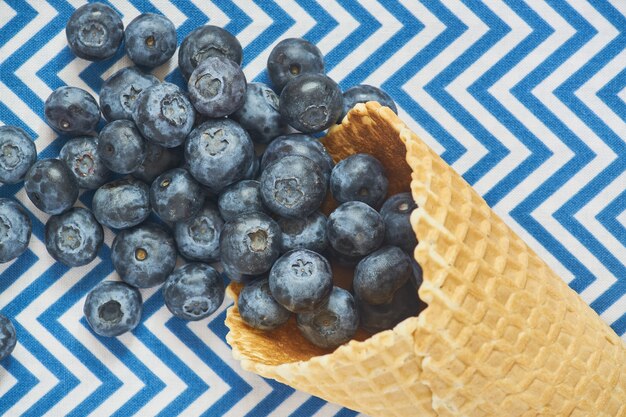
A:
[{"xmin": 225, "ymin": 102, "xmax": 626, "ymax": 416}]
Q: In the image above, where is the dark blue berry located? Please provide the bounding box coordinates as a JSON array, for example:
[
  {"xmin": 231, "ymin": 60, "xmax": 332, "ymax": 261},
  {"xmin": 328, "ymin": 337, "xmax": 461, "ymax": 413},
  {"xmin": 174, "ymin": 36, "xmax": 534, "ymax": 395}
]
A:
[
  {"xmin": 269, "ymin": 249, "xmax": 332, "ymax": 313},
  {"xmin": 60, "ymin": 136, "xmax": 111, "ymax": 189},
  {"xmin": 267, "ymin": 38, "xmax": 324, "ymax": 92},
  {"xmin": 100, "ymin": 67, "xmax": 159, "ymax": 122},
  {"xmin": 45, "ymin": 207, "xmax": 103, "ymax": 267},
  {"xmin": 65, "ymin": 2, "xmax": 123, "ymax": 61},
  {"xmin": 185, "ymin": 119, "xmax": 254, "ymax": 193},
  {"xmin": 277, "ymin": 211, "xmax": 327, "ymax": 254},
  {"xmin": 25, "ymin": 159, "xmax": 79, "ymax": 215},
  {"xmin": 188, "ymin": 56, "xmax": 247, "ymax": 117},
  {"xmin": 217, "ymin": 180, "xmax": 265, "ymax": 222},
  {"xmin": 0, "ymin": 314, "xmax": 16, "ymax": 361},
  {"xmin": 357, "ymin": 280, "xmax": 423, "ymax": 334},
  {"xmin": 174, "ymin": 201, "xmax": 223, "ymax": 263},
  {"xmin": 163, "ymin": 263, "xmax": 225, "ymax": 321},
  {"xmin": 132, "ymin": 142, "xmax": 183, "ymax": 183},
  {"xmin": 125, "ymin": 13, "xmax": 177, "ymax": 69},
  {"xmin": 243, "ymin": 154, "xmax": 261, "ymax": 180},
  {"xmin": 380, "ymin": 193, "xmax": 417, "ymax": 255},
  {"xmin": 220, "ymin": 212, "xmax": 281, "ymax": 276},
  {"xmin": 353, "ymin": 246, "xmax": 413, "ymax": 305},
  {"xmin": 44, "ymin": 86, "xmax": 100, "ymax": 136},
  {"xmin": 340, "ymin": 85, "xmax": 397, "ymax": 121},
  {"xmin": 0, "ymin": 199, "xmax": 31, "ymax": 263},
  {"xmin": 84, "ymin": 281, "xmax": 142, "ymax": 337},
  {"xmin": 0, "ymin": 126, "xmax": 36, "ymax": 184},
  {"xmin": 231, "ymin": 82, "xmax": 287, "ymax": 144},
  {"xmin": 238, "ymin": 278, "xmax": 290, "ymax": 330},
  {"xmin": 327, "ymin": 201, "xmax": 385, "ymax": 258},
  {"xmin": 260, "ymin": 155, "xmax": 327, "ymax": 219},
  {"xmin": 330, "ymin": 153, "xmax": 388, "ymax": 208},
  {"xmin": 260, "ymin": 134, "xmax": 334, "ymax": 182},
  {"xmin": 132, "ymin": 82, "xmax": 195, "ymax": 148},
  {"xmin": 279, "ymin": 74, "xmax": 342, "ymax": 133},
  {"xmin": 296, "ymin": 287, "xmax": 359, "ymax": 349},
  {"xmin": 150, "ymin": 168, "xmax": 205, "ymax": 223},
  {"xmin": 98, "ymin": 120, "xmax": 147, "ymax": 174},
  {"xmin": 111, "ymin": 223, "xmax": 177, "ymax": 288},
  {"xmin": 178, "ymin": 25, "xmax": 242, "ymax": 80},
  {"xmin": 221, "ymin": 262, "xmax": 264, "ymax": 285},
  {"xmin": 92, "ymin": 177, "xmax": 150, "ymax": 229}
]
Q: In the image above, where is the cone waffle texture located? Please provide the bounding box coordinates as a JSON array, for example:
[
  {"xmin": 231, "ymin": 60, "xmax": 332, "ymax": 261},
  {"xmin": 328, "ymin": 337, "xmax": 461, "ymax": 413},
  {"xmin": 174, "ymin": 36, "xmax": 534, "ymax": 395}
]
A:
[{"xmin": 225, "ymin": 102, "xmax": 626, "ymax": 416}]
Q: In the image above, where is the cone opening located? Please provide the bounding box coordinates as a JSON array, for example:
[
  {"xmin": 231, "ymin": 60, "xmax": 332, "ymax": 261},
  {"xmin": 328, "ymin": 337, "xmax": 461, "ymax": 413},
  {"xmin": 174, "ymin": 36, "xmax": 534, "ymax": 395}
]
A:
[{"xmin": 226, "ymin": 102, "xmax": 424, "ymax": 367}]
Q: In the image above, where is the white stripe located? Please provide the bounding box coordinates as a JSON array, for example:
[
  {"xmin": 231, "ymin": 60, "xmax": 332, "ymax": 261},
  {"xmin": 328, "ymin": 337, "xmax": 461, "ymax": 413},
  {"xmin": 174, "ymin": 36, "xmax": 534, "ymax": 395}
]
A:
[
  {"xmin": 316, "ymin": 0, "xmax": 359, "ymax": 57},
  {"xmin": 393, "ymin": 0, "xmax": 446, "ymax": 156},
  {"xmin": 441, "ymin": 0, "xmax": 489, "ymax": 176},
  {"xmin": 0, "ymin": 0, "xmax": 55, "ymax": 65},
  {"xmin": 0, "ymin": 1, "xmax": 17, "ymax": 30},
  {"xmin": 1, "ymin": 343, "xmax": 58, "ymax": 416},
  {"xmin": 465, "ymin": 0, "xmax": 532, "ymax": 196},
  {"xmin": 140, "ymin": 304, "xmax": 228, "ymax": 417},
  {"xmin": 403, "ymin": 0, "xmax": 487, "ymax": 166},
  {"xmin": 327, "ymin": 1, "xmax": 402, "ymax": 82}
]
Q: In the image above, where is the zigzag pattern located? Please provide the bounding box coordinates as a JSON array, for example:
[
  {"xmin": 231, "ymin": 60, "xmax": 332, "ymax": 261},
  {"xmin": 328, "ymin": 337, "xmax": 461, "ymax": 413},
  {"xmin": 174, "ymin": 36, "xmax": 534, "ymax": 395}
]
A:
[{"xmin": 0, "ymin": 1, "xmax": 624, "ymax": 415}]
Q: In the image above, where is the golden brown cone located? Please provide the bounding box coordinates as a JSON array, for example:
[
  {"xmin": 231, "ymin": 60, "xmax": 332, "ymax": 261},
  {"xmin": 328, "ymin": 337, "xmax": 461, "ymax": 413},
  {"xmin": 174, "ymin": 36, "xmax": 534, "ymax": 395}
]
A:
[{"xmin": 225, "ymin": 102, "xmax": 626, "ymax": 416}]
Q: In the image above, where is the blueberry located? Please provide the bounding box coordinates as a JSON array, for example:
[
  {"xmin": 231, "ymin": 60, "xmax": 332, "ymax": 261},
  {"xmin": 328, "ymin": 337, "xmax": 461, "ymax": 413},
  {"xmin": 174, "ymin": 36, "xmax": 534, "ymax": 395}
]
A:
[
  {"xmin": 98, "ymin": 120, "xmax": 147, "ymax": 174},
  {"xmin": 340, "ymin": 85, "xmax": 397, "ymax": 121},
  {"xmin": 0, "ymin": 126, "xmax": 36, "ymax": 184},
  {"xmin": 357, "ymin": 280, "xmax": 423, "ymax": 334},
  {"xmin": 260, "ymin": 155, "xmax": 327, "ymax": 219},
  {"xmin": 243, "ymin": 154, "xmax": 261, "ymax": 180},
  {"xmin": 174, "ymin": 201, "xmax": 223, "ymax": 262},
  {"xmin": 260, "ymin": 134, "xmax": 334, "ymax": 182},
  {"xmin": 217, "ymin": 180, "xmax": 265, "ymax": 222},
  {"xmin": 132, "ymin": 82, "xmax": 195, "ymax": 148},
  {"xmin": 45, "ymin": 207, "xmax": 103, "ymax": 267},
  {"xmin": 178, "ymin": 25, "xmax": 243, "ymax": 80},
  {"xmin": 353, "ymin": 246, "xmax": 413, "ymax": 305},
  {"xmin": 111, "ymin": 223, "xmax": 177, "ymax": 288},
  {"xmin": 132, "ymin": 142, "xmax": 183, "ymax": 183},
  {"xmin": 0, "ymin": 199, "xmax": 31, "ymax": 263},
  {"xmin": 150, "ymin": 168, "xmax": 205, "ymax": 223},
  {"xmin": 380, "ymin": 193, "xmax": 418, "ymax": 255},
  {"xmin": 327, "ymin": 201, "xmax": 385, "ymax": 258},
  {"xmin": 185, "ymin": 119, "xmax": 254, "ymax": 193},
  {"xmin": 238, "ymin": 278, "xmax": 290, "ymax": 330},
  {"xmin": 125, "ymin": 13, "xmax": 177, "ymax": 69},
  {"xmin": 279, "ymin": 74, "xmax": 342, "ymax": 133},
  {"xmin": 188, "ymin": 56, "xmax": 247, "ymax": 117},
  {"xmin": 100, "ymin": 67, "xmax": 159, "ymax": 122},
  {"xmin": 221, "ymin": 262, "xmax": 265, "ymax": 285},
  {"xmin": 267, "ymin": 38, "xmax": 324, "ymax": 92},
  {"xmin": 0, "ymin": 314, "xmax": 16, "ymax": 361},
  {"xmin": 60, "ymin": 136, "xmax": 111, "ymax": 190},
  {"xmin": 65, "ymin": 2, "xmax": 123, "ymax": 61},
  {"xmin": 296, "ymin": 287, "xmax": 359, "ymax": 349},
  {"xmin": 163, "ymin": 263, "xmax": 225, "ymax": 321},
  {"xmin": 231, "ymin": 82, "xmax": 287, "ymax": 144},
  {"xmin": 84, "ymin": 281, "xmax": 142, "ymax": 337},
  {"xmin": 330, "ymin": 153, "xmax": 388, "ymax": 208},
  {"xmin": 92, "ymin": 177, "xmax": 150, "ymax": 229},
  {"xmin": 25, "ymin": 159, "xmax": 79, "ymax": 215},
  {"xmin": 277, "ymin": 211, "xmax": 327, "ymax": 254},
  {"xmin": 220, "ymin": 212, "xmax": 281, "ymax": 276},
  {"xmin": 269, "ymin": 249, "xmax": 332, "ymax": 313},
  {"xmin": 44, "ymin": 86, "xmax": 100, "ymax": 136}
]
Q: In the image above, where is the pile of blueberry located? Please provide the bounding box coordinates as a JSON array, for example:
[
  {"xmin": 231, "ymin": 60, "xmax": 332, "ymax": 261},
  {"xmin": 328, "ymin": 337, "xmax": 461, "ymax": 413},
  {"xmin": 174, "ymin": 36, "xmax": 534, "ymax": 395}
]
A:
[{"xmin": 0, "ymin": 2, "xmax": 422, "ymax": 359}]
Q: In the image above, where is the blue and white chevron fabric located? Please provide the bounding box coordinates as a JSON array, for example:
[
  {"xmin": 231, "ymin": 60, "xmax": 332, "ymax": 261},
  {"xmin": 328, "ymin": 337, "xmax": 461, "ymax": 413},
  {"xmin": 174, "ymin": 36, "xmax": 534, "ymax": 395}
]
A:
[{"xmin": 0, "ymin": 1, "xmax": 624, "ymax": 416}]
